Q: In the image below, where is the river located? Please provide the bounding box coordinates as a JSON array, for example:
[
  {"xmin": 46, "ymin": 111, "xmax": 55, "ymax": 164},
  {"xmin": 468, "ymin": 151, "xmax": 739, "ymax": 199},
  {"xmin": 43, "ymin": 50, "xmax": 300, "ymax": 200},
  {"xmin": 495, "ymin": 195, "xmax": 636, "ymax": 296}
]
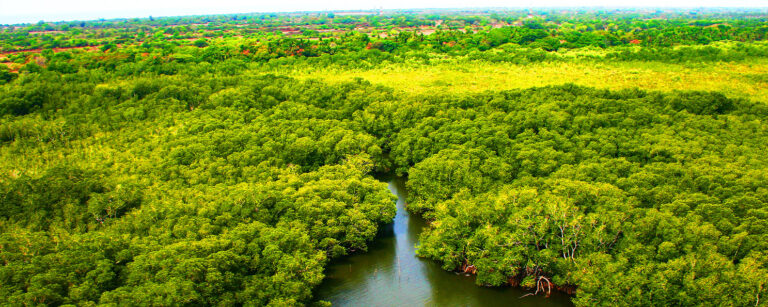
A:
[{"xmin": 316, "ymin": 175, "xmax": 574, "ymax": 306}]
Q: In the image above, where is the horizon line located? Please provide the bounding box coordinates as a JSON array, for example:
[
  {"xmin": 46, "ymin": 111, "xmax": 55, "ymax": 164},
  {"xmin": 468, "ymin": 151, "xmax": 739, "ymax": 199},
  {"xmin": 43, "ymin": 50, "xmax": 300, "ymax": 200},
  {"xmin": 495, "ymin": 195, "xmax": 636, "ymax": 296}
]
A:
[{"xmin": 2, "ymin": 6, "xmax": 767, "ymax": 26}]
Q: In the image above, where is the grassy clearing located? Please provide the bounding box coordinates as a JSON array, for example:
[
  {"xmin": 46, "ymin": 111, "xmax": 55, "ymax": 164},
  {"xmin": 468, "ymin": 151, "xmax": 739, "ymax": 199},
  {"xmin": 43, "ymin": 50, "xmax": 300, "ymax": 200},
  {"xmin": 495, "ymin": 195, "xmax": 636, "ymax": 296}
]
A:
[{"xmin": 279, "ymin": 59, "xmax": 768, "ymax": 102}]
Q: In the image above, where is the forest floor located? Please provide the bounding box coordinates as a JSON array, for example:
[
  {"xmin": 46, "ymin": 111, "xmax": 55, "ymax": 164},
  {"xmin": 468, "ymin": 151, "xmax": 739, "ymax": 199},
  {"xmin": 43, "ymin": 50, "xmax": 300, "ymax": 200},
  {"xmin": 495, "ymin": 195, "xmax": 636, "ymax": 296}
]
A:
[{"xmin": 283, "ymin": 59, "xmax": 768, "ymax": 102}]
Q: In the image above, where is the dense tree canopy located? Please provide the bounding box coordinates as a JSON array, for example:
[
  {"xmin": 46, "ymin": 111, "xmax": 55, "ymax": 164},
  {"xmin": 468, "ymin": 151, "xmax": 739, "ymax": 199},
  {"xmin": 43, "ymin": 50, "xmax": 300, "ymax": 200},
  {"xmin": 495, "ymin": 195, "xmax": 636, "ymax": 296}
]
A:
[
  {"xmin": 0, "ymin": 73, "xmax": 398, "ymax": 305},
  {"xmin": 394, "ymin": 87, "xmax": 768, "ymax": 305}
]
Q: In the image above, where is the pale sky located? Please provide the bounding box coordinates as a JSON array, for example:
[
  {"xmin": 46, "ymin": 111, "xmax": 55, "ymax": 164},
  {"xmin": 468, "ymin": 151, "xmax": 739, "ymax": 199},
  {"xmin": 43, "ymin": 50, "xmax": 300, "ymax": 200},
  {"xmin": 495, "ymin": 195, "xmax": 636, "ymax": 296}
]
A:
[{"xmin": 1, "ymin": 0, "xmax": 766, "ymax": 24}]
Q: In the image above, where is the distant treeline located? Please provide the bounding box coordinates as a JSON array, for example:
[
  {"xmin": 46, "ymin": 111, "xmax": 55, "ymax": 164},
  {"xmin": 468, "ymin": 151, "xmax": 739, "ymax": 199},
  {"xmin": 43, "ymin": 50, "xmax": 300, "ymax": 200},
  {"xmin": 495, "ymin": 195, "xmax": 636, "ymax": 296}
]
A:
[{"xmin": 2, "ymin": 9, "xmax": 767, "ymax": 57}]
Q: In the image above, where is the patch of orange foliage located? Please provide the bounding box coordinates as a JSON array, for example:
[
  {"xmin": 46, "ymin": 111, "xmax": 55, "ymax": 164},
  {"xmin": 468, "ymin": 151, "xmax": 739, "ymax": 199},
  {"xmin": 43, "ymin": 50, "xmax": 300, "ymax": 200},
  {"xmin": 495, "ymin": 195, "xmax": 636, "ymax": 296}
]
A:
[
  {"xmin": 0, "ymin": 45, "xmax": 102, "ymax": 55},
  {"xmin": 1, "ymin": 62, "xmax": 19, "ymax": 73}
]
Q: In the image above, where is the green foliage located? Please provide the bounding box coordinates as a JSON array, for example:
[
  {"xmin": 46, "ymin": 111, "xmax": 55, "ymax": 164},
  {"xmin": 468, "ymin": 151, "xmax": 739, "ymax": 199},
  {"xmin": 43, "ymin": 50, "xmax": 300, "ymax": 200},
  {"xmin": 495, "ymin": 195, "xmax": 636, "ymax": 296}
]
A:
[
  {"xmin": 0, "ymin": 74, "xmax": 396, "ymax": 306},
  {"xmin": 386, "ymin": 86, "xmax": 768, "ymax": 305},
  {"xmin": 0, "ymin": 66, "xmax": 16, "ymax": 85}
]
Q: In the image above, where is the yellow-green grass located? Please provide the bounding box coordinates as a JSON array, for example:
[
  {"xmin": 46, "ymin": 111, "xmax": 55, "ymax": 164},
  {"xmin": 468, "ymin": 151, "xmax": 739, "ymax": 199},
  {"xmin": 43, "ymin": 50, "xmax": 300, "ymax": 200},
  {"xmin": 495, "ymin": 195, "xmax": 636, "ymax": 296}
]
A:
[{"xmin": 281, "ymin": 59, "xmax": 768, "ymax": 102}]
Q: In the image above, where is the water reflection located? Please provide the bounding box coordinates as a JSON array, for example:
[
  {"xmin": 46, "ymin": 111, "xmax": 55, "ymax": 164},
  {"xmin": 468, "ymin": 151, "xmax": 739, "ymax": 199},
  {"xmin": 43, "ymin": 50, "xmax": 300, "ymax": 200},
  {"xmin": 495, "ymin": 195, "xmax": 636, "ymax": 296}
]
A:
[{"xmin": 316, "ymin": 176, "xmax": 573, "ymax": 307}]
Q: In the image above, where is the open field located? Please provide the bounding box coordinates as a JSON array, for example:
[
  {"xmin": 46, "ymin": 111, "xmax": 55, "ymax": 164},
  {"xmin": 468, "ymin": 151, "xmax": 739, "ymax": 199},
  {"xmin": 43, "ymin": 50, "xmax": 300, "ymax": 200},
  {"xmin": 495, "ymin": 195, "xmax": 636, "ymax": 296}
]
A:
[{"xmin": 285, "ymin": 59, "xmax": 768, "ymax": 102}]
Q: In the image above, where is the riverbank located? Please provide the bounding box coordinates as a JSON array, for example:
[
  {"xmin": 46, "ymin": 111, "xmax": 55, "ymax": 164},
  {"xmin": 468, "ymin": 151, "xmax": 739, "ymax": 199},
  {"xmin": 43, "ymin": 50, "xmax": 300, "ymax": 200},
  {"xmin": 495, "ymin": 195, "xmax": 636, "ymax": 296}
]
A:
[{"xmin": 315, "ymin": 175, "xmax": 574, "ymax": 306}]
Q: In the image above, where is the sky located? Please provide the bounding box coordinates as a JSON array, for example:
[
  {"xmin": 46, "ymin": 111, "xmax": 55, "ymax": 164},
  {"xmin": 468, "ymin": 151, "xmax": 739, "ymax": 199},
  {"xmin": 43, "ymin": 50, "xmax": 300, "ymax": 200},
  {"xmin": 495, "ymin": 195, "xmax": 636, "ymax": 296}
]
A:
[{"xmin": 1, "ymin": 0, "xmax": 766, "ymax": 24}]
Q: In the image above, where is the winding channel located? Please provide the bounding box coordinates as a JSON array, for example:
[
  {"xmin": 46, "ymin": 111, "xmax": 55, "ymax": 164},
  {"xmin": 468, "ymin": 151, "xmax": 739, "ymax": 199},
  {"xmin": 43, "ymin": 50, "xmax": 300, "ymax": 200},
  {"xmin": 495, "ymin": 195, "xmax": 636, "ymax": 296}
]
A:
[{"xmin": 316, "ymin": 175, "xmax": 574, "ymax": 306}]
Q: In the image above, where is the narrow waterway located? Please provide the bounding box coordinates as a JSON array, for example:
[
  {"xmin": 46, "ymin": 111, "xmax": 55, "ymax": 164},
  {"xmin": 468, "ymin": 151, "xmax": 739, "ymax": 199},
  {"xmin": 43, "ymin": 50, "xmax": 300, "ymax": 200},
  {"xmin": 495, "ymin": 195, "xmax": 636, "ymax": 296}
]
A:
[{"xmin": 316, "ymin": 175, "xmax": 574, "ymax": 306}]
